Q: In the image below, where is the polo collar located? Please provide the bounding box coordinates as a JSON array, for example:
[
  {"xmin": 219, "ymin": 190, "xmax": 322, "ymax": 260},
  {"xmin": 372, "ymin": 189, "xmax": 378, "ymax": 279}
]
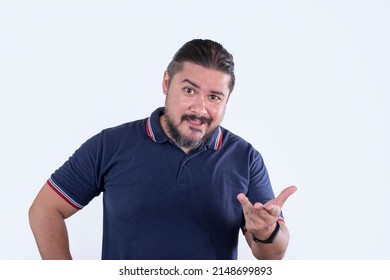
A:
[{"xmin": 146, "ymin": 107, "xmax": 223, "ymax": 151}]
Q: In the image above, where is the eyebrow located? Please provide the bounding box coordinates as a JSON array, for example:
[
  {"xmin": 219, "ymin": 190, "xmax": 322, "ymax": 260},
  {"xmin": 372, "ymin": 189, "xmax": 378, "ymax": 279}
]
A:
[{"xmin": 181, "ymin": 78, "xmax": 226, "ymax": 97}]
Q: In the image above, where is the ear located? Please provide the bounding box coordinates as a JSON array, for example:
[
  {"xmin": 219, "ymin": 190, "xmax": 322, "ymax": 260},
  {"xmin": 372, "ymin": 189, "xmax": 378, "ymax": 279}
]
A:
[{"xmin": 162, "ymin": 70, "xmax": 170, "ymax": 95}]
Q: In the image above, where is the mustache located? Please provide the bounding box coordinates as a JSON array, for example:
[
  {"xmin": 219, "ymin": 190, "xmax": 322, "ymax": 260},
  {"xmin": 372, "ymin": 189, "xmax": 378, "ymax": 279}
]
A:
[{"xmin": 181, "ymin": 114, "xmax": 212, "ymax": 124}]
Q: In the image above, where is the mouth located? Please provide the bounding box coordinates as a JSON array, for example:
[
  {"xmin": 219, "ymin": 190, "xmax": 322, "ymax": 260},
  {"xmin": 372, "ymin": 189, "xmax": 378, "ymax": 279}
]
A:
[
  {"xmin": 186, "ymin": 119, "xmax": 204, "ymax": 131},
  {"xmin": 182, "ymin": 114, "xmax": 211, "ymax": 131}
]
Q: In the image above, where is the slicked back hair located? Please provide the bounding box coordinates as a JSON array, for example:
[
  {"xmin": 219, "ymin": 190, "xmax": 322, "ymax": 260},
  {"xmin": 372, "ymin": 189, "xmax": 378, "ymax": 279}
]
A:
[{"xmin": 166, "ymin": 39, "xmax": 235, "ymax": 93}]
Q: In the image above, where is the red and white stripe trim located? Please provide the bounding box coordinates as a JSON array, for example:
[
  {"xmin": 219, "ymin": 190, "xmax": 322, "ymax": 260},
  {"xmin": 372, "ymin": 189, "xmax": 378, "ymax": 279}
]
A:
[
  {"xmin": 47, "ymin": 178, "xmax": 83, "ymax": 210},
  {"xmin": 146, "ymin": 118, "xmax": 156, "ymax": 142},
  {"xmin": 213, "ymin": 127, "xmax": 223, "ymax": 150}
]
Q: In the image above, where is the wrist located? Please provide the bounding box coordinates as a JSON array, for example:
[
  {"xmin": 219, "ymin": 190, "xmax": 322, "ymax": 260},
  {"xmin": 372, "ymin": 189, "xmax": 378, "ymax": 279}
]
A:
[{"xmin": 252, "ymin": 221, "xmax": 280, "ymax": 244}]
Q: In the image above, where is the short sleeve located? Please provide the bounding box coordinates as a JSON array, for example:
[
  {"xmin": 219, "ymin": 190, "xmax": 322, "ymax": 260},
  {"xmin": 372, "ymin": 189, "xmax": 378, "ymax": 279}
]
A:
[
  {"xmin": 49, "ymin": 132, "xmax": 104, "ymax": 209},
  {"xmin": 247, "ymin": 150, "xmax": 275, "ymax": 205}
]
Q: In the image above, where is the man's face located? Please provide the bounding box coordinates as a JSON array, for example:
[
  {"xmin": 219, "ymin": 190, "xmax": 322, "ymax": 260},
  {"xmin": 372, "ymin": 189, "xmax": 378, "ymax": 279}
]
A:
[{"xmin": 161, "ymin": 62, "xmax": 231, "ymax": 152}]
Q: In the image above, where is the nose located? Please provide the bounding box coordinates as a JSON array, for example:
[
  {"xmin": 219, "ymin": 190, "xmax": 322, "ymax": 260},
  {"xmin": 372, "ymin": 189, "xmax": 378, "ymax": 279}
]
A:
[{"xmin": 190, "ymin": 95, "xmax": 207, "ymax": 115}]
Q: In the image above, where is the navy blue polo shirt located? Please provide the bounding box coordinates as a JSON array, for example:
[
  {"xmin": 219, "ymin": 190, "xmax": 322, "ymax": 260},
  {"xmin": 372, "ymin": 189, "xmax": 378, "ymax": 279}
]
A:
[{"xmin": 49, "ymin": 107, "xmax": 276, "ymax": 259}]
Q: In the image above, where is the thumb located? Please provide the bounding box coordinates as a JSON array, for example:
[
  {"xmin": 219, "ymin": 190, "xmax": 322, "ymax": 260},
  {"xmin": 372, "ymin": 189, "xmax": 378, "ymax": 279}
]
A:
[{"xmin": 275, "ymin": 185, "xmax": 298, "ymax": 208}]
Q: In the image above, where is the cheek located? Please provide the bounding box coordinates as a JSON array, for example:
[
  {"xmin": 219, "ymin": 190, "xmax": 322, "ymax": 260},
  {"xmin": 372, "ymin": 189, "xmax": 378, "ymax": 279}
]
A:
[
  {"xmin": 166, "ymin": 91, "xmax": 189, "ymax": 108},
  {"xmin": 165, "ymin": 97, "xmax": 188, "ymax": 120},
  {"xmin": 209, "ymin": 105, "xmax": 226, "ymax": 121}
]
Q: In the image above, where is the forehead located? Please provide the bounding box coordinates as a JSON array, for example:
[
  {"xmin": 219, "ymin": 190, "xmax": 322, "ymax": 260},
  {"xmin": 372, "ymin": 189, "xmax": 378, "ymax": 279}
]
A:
[{"xmin": 172, "ymin": 62, "xmax": 231, "ymax": 93}]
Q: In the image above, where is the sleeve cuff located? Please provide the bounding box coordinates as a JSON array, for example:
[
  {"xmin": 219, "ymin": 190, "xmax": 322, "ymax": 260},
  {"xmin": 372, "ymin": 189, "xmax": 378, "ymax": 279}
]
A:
[{"xmin": 47, "ymin": 178, "xmax": 84, "ymax": 210}]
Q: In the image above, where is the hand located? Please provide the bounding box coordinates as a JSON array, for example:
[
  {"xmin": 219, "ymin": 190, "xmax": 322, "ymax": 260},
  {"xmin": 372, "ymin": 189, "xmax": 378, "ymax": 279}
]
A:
[{"xmin": 237, "ymin": 186, "xmax": 297, "ymax": 240}]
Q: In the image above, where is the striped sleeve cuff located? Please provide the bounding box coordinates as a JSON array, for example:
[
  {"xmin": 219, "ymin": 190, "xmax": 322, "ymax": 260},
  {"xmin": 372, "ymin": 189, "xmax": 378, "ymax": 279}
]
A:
[{"xmin": 47, "ymin": 178, "xmax": 84, "ymax": 210}]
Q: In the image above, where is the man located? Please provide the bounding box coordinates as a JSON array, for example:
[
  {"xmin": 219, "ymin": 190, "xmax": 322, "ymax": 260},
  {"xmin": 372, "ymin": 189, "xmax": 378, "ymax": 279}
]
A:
[{"xmin": 29, "ymin": 39, "xmax": 297, "ymax": 260}]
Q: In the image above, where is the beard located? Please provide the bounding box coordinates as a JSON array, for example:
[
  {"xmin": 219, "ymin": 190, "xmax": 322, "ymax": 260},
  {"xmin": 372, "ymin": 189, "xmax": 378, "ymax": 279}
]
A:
[{"xmin": 164, "ymin": 112, "xmax": 215, "ymax": 151}]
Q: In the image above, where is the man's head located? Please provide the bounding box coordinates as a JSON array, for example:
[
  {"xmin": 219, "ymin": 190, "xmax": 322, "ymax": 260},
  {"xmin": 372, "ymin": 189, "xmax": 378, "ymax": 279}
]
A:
[
  {"xmin": 161, "ymin": 39, "xmax": 235, "ymax": 153},
  {"xmin": 166, "ymin": 39, "xmax": 235, "ymax": 93}
]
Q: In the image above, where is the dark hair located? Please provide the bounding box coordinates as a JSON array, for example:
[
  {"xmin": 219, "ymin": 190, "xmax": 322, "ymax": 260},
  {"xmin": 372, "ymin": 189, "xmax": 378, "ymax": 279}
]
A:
[{"xmin": 166, "ymin": 39, "xmax": 235, "ymax": 92}]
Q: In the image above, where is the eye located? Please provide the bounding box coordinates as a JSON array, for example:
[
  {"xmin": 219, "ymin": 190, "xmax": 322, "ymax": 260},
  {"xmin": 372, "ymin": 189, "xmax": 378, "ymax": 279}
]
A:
[
  {"xmin": 184, "ymin": 87, "xmax": 195, "ymax": 95},
  {"xmin": 209, "ymin": 94, "xmax": 222, "ymax": 102}
]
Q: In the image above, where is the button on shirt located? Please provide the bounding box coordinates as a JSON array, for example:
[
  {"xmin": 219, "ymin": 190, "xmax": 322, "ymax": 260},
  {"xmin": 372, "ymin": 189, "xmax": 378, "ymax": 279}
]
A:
[{"xmin": 49, "ymin": 107, "xmax": 275, "ymax": 259}]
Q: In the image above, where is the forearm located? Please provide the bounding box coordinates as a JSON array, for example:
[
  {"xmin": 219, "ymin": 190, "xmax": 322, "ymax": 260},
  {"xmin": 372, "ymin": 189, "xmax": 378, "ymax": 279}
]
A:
[
  {"xmin": 29, "ymin": 204, "xmax": 72, "ymax": 259},
  {"xmin": 247, "ymin": 222, "xmax": 290, "ymax": 260}
]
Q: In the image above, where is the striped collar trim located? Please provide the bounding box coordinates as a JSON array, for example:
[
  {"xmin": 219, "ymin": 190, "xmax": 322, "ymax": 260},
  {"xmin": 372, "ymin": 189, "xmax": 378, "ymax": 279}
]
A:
[
  {"xmin": 212, "ymin": 127, "xmax": 223, "ymax": 150},
  {"xmin": 146, "ymin": 117, "xmax": 156, "ymax": 142}
]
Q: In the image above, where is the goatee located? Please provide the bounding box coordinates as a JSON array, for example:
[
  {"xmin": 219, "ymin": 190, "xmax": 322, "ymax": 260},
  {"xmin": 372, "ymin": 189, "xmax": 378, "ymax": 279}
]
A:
[{"xmin": 164, "ymin": 113, "xmax": 214, "ymax": 151}]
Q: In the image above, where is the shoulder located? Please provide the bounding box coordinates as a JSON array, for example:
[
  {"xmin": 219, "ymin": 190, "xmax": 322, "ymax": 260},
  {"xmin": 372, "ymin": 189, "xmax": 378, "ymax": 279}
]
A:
[
  {"xmin": 219, "ymin": 126, "xmax": 265, "ymax": 165},
  {"xmin": 220, "ymin": 127, "xmax": 259, "ymax": 153},
  {"xmin": 98, "ymin": 118, "xmax": 147, "ymax": 142},
  {"xmin": 77, "ymin": 118, "xmax": 148, "ymax": 153},
  {"xmin": 102, "ymin": 118, "xmax": 146, "ymax": 135}
]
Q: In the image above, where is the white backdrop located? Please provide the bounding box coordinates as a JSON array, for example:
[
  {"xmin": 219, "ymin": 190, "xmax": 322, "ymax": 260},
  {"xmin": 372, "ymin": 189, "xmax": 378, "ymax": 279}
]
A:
[{"xmin": 1, "ymin": 0, "xmax": 389, "ymax": 260}]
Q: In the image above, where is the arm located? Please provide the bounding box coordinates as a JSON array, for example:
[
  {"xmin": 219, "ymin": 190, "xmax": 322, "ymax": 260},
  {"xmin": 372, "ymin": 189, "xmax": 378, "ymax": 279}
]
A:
[
  {"xmin": 237, "ymin": 186, "xmax": 297, "ymax": 260},
  {"xmin": 29, "ymin": 182, "xmax": 79, "ymax": 259},
  {"xmin": 243, "ymin": 219, "xmax": 290, "ymax": 259}
]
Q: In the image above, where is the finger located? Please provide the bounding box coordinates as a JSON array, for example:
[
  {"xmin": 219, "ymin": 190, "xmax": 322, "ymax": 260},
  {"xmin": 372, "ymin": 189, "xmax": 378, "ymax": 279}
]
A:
[
  {"xmin": 264, "ymin": 204, "xmax": 281, "ymax": 217},
  {"xmin": 275, "ymin": 185, "xmax": 298, "ymax": 208},
  {"xmin": 253, "ymin": 202, "xmax": 264, "ymax": 210},
  {"xmin": 237, "ymin": 193, "xmax": 254, "ymax": 212}
]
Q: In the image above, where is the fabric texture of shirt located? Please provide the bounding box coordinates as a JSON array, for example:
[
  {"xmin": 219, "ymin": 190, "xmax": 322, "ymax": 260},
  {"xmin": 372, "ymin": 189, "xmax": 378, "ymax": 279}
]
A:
[{"xmin": 49, "ymin": 107, "xmax": 276, "ymax": 259}]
